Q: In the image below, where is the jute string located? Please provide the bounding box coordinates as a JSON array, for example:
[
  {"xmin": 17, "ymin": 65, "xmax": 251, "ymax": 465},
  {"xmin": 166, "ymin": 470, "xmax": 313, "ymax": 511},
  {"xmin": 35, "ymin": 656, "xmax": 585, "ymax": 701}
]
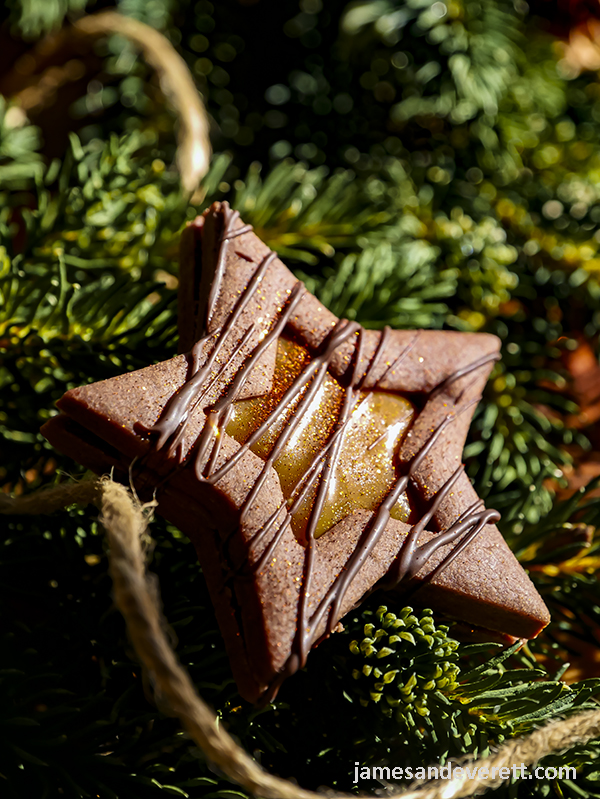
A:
[{"xmin": 2, "ymin": 477, "xmax": 600, "ymax": 799}]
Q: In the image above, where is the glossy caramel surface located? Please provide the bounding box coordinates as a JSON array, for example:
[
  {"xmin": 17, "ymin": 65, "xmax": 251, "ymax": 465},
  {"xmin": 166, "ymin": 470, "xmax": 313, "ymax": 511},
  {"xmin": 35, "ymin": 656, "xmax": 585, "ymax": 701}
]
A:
[{"xmin": 226, "ymin": 337, "xmax": 414, "ymax": 539}]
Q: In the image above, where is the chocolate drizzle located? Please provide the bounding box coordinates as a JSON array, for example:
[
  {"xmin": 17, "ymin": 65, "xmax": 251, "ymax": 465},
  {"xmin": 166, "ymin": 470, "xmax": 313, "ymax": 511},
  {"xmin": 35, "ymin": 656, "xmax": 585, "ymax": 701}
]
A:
[
  {"xmin": 140, "ymin": 204, "xmax": 502, "ymax": 701},
  {"xmin": 205, "ymin": 207, "xmax": 253, "ymax": 331}
]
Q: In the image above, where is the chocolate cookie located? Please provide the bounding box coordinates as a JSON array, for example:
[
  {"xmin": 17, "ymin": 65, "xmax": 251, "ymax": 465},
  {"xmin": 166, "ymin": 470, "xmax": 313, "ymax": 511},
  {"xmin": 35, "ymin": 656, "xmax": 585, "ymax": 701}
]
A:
[{"xmin": 41, "ymin": 202, "xmax": 550, "ymax": 703}]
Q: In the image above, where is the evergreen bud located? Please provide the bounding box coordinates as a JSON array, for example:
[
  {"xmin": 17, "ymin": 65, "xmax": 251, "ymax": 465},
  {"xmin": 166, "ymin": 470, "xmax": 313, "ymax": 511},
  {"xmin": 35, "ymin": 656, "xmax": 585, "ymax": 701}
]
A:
[{"xmin": 346, "ymin": 605, "xmax": 462, "ymax": 727}]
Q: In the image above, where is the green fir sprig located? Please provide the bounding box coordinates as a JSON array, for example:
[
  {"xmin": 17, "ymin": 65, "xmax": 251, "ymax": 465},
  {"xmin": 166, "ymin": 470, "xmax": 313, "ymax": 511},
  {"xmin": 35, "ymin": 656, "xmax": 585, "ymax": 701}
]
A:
[{"xmin": 339, "ymin": 604, "xmax": 600, "ymax": 795}]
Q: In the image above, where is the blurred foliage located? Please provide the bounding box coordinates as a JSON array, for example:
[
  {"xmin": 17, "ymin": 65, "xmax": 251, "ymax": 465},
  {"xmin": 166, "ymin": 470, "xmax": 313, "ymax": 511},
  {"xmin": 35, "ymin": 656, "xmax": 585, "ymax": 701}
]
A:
[
  {"xmin": 0, "ymin": 97, "xmax": 43, "ymax": 188},
  {"xmin": 6, "ymin": 0, "xmax": 91, "ymax": 37},
  {"xmin": 340, "ymin": 0, "xmax": 524, "ymax": 123},
  {"xmin": 5, "ymin": 0, "xmax": 181, "ymax": 37},
  {"xmin": 4, "ymin": 0, "xmax": 600, "ymax": 797}
]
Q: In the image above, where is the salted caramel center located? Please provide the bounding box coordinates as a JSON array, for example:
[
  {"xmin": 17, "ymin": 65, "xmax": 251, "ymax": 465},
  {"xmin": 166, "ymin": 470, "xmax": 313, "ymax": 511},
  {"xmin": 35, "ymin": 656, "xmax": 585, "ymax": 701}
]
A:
[{"xmin": 225, "ymin": 338, "xmax": 414, "ymax": 539}]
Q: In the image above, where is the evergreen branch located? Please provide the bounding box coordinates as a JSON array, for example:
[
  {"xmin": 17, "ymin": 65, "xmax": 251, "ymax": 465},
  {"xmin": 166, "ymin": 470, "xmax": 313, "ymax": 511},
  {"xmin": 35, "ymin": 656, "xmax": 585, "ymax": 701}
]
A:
[
  {"xmin": 464, "ymin": 353, "xmax": 583, "ymax": 503},
  {"xmin": 299, "ymin": 238, "xmax": 454, "ymax": 329},
  {"xmin": 1, "ymin": 128, "xmax": 185, "ymax": 276},
  {"xmin": 334, "ymin": 604, "xmax": 600, "ymax": 794},
  {"xmin": 232, "ymin": 159, "xmax": 403, "ymax": 265}
]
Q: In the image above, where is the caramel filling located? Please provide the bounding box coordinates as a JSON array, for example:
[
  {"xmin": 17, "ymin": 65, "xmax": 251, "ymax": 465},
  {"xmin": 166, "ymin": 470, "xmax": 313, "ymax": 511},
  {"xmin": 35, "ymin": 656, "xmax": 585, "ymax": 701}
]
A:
[{"xmin": 225, "ymin": 337, "xmax": 414, "ymax": 539}]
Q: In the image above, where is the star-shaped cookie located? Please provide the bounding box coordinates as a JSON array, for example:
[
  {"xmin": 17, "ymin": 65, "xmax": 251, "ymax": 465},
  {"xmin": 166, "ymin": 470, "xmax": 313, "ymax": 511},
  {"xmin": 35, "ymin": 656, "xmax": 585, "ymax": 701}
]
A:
[{"xmin": 41, "ymin": 202, "xmax": 550, "ymax": 703}]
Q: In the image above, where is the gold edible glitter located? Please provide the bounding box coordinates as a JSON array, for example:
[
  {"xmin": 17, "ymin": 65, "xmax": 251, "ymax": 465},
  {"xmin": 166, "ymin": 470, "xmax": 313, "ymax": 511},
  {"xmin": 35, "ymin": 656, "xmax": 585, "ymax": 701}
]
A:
[{"xmin": 226, "ymin": 337, "xmax": 415, "ymax": 541}]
